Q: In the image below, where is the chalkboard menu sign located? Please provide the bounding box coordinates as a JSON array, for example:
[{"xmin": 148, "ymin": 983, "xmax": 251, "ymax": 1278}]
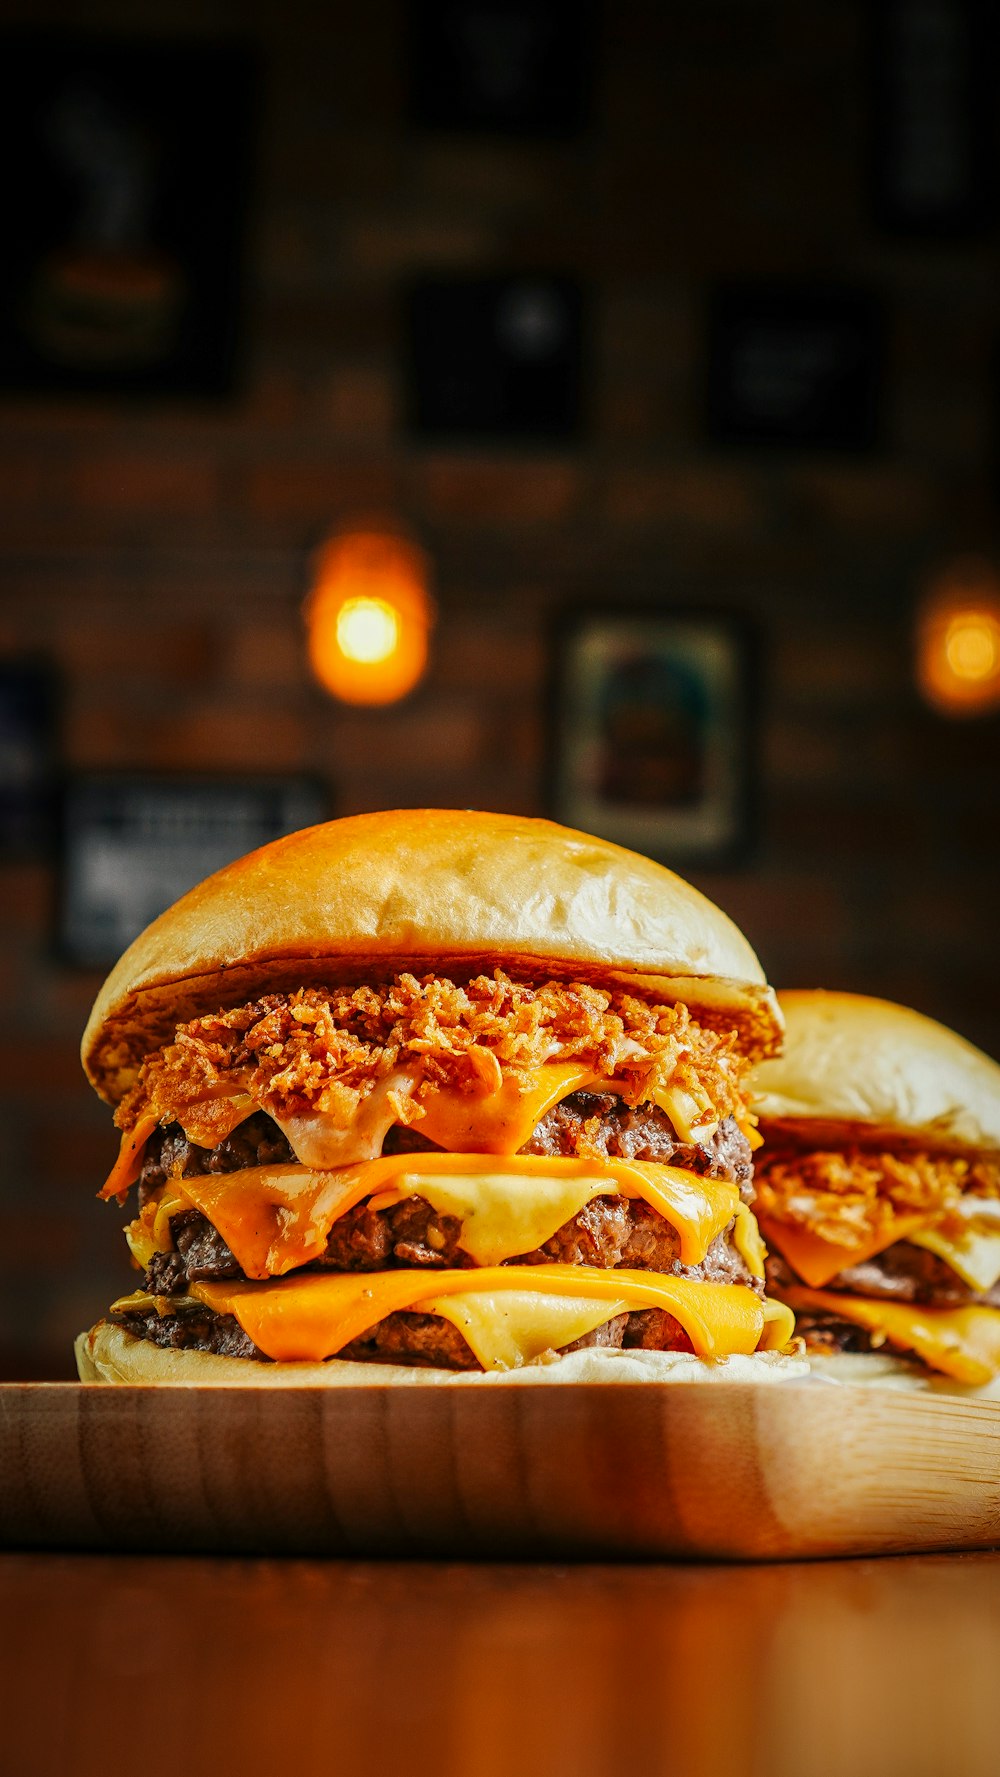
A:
[
  {"xmin": 872, "ymin": 0, "xmax": 995, "ymax": 235},
  {"xmin": 407, "ymin": 274, "xmax": 584, "ymax": 440},
  {"xmin": 407, "ymin": 0, "xmax": 595, "ymax": 136},
  {"xmin": 707, "ymin": 286, "xmax": 882, "ymax": 451},
  {"xmin": 59, "ymin": 774, "xmax": 329, "ymax": 968}
]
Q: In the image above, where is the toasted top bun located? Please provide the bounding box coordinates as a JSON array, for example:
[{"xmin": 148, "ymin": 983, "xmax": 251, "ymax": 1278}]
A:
[
  {"xmin": 750, "ymin": 989, "xmax": 1000, "ymax": 1155},
  {"xmin": 82, "ymin": 808, "xmax": 780, "ymax": 1103}
]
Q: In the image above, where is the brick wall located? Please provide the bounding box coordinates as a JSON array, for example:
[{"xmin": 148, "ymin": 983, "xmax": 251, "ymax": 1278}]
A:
[{"xmin": 2, "ymin": 0, "xmax": 999, "ymax": 1373}]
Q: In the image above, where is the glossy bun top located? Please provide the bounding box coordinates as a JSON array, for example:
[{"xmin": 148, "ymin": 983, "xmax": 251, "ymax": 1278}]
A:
[{"xmin": 82, "ymin": 808, "xmax": 781, "ymax": 1102}]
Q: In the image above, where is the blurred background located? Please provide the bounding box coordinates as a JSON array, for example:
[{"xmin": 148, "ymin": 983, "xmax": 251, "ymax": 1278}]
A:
[{"xmin": 1, "ymin": 0, "xmax": 998, "ymax": 1377}]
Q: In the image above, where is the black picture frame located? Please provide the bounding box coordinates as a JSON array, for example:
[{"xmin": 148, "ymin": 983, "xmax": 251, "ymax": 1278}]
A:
[
  {"xmin": 406, "ymin": 273, "xmax": 585, "ymax": 441},
  {"xmin": 870, "ymin": 0, "xmax": 996, "ymax": 237},
  {"xmin": 0, "ymin": 31, "xmax": 256, "ymax": 396},
  {"xmin": 0, "ymin": 656, "xmax": 60, "ymax": 858},
  {"xmin": 707, "ymin": 285, "xmax": 883, "ymax": 452},
  {"xmin": 548, "ymin": 609, "xmax": 756, "ymax": 869},
  {"xmin": 406, "ymin": 0, "xmax": 596, "ymax": 138},
  {"xmin": 57, "ymin": 772, "xmax": 330, "ymax": 969}
]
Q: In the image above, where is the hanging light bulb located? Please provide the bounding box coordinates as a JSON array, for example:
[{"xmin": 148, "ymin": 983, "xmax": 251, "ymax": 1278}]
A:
[
  {"xmin": 917, "ymin": 557, "xmax": 1000, "ymax": 717},
  {"xmin": 335, "ymin": 597, "xmax": 401, "ymax": 665},
  {"xmin": 305, "ymin": 528, "xmax": 433, "ymax": 706}
]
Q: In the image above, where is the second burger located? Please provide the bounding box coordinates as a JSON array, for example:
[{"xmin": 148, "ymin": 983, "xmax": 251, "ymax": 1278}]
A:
[{"xmin": 752, "ymin": 989, "xmax": 1000, "ymax": 1393}]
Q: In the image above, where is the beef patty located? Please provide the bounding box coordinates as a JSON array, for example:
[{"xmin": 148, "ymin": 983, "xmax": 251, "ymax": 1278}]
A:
[
  {"xmin": 111, "ymin": 1300, "xmax": 698, "ymax": 1370},
  {"xmin": 145, "ymin": 1201, "xmax": 758, "ymax": 1293},
  {"xmin": 766, "ymin": 1243, "xmax": 1000, "ymax": 1311},
  {"xmin": 138, "ymin": 1097, "xmax": 753, "ymax": 1195}
]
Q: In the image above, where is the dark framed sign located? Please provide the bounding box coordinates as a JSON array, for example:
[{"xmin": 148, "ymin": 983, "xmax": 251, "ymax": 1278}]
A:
[
  {"xmin": 871, "ymin": 0, "xmax": 995, "ymax": 236},
  {"xmin": 407, "ymin": 0, "xmax": 595, "ymax": 137},
  {"xmin": 0, "ymin": 32, "xmax": 255, "ymax": 395},
  {"xmin": 406, "ymin": 274, "xmax": 584, "ymax": 440},
  {"xmin": 549, "ymin": 610, "xmax": 755, "ymax": 868},
  {"xmin": 707, "ymin": 286, "xmax": 883, "ymax": 451},
  {"xmin": 0, "ymin": 657, "xmax": 59, "ymax": 857},
  {"xmin": 58, "ymin": 773, "xmax": 329, "ymax": 968}
]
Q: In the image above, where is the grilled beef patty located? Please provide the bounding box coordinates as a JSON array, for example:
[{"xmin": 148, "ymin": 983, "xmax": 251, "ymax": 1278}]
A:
[
  {"xmin": 138, "ymin": 1098, "xmax": 753, "ymax": 1197},
  {"xmin": 145, "ymin": 1202, "xmax": 758, "ymax": 1293},
  {"xmin": 520, "ymin": 1093, "xmax": 753, "ymax": 1192},
  {"xmin": 113, "ymin": 1305, "xmax": 265, "ymax": 1361},
  {"xmin": 138, "ymin": 1111, "xmax": 295, "ymax": 1194},
  {"xmin": 111, "ymin": 1301, "xmax": 696, "ymax": 1370},
  {"xmin": 766, "ymin": 1243, "xmax": 1000, "ymax": 1311}
]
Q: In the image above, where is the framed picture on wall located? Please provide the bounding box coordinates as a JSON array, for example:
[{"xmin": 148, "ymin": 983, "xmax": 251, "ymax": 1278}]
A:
[
  {"xmin": 870, "ymin": 0, "xmax": 996, "ymax": 236},
  {"xmin": 0, "ymin": 32, "xmax": 255, "ymax": 395},
  {"xmin": 406, "ymin": 274, "xmax": 584, "ymax": 440},
  {"xmin": 707, "ymin": 285, "xmax": 883, "ymax": 451},
  {"xmin": 58, "ymin": 772, "xmax": 329, "ymax": 968},
  {"xmin": 407, "ymin": 0, "xmax": 596, "ymax": 137},
  {"xmin": 549, "ymin": 610, "xmax": 755, "ymax": 868},
  {"xmin": 0, "ymin": 656, "xmax": 60, "ymax": 857}
]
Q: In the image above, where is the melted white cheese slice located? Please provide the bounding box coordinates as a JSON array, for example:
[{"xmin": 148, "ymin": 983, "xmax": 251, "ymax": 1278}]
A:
[{"xmin": 423, "ymin": 1288, "xmax": 631, "ymax": 1370}]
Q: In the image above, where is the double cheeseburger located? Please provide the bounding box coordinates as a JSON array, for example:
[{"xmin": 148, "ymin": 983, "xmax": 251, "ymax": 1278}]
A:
[
  {"xmin": 752, "ymin": 990, "xmax": 1000, "ymax": 1394},
  {"xmin": 76, "ymin": 809, "xmax": 799, "ymax": 1385}
]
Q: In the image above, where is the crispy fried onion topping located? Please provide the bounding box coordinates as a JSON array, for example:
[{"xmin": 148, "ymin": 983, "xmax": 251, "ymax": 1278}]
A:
[
  {"xmin": 116, "ymin": 970, "xmax": 752, "ymax": 1142},
  {"xmin": 756, "ymin": 1147, "xmax": 1000, "ymax": 1248}
]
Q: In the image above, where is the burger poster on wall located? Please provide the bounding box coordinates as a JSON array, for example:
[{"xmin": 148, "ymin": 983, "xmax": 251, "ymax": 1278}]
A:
[{"xmin": 549, "ymin": 610, "xmax": 755, "ymax": 868}]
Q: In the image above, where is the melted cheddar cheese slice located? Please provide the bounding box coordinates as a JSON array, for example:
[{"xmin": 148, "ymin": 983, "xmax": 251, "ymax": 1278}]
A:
[
  {"xmin": 128, "ymin": 1152, "xmax": 749, "ymax": 1282},
  {"xmin": 272, "ymin": 1062, "xmax": 604, "ymax": 1163},
  {"xmin": 184, "ymin": 1265, "xmax": 787, "ymax": 1368},
  {"xmin": 758, "ymin": 1213, "xmax": 929, "ymax": 1290},
  {"xmin": 781, "ymin": 1285, "xmax": 1000, "ymax": 1385},
  {"xmin": 101, "ymin": 1114, "xmax": 160, "ymax": 1202},
  {"xmin": 761, "ymin": 1203, "xmax": 1000, "ymax": 1296},
  {"xmin": 415, "ymin": 1061, "xmax": 599, "ymax": 1154}
]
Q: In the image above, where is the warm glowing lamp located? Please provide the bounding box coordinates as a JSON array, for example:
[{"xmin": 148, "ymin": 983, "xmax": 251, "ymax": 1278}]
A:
[
  {"xmin": 917, "ymin": 558, "xmax": 1000, "ymax": 717},
  {"xmin": 306, "ymin": 529, "xmax": 433, "ymax": 705}
]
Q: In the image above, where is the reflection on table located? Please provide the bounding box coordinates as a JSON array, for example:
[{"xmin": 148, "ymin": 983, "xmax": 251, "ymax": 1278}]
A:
[{"xmin": 1, "ymin": 1551, "xmax": 997, "ymax": 1777}]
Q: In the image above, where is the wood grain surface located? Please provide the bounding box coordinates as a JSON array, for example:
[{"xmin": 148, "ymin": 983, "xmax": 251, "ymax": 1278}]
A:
[
  {"xmin": 2, "ymin": 1378, "xmax": 998, "ymax": 1558},
  {"xmin": 0, "ymin": 1549, "xmax": 998, "ymax": 1777}
]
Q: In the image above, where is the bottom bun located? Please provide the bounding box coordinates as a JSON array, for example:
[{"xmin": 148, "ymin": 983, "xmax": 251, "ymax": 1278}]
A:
[
  {"xmin": 804, "ymin": 1349, "xmax": 1000, "ymax": 1400},
  {"xmin": 76, "ymin": 1322, "xmax": 808, "ymax": 1388}
]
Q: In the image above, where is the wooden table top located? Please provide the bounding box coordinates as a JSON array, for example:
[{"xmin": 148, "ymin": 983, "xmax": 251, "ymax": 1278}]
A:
[{"xmin": 1, "ymin": 1550, "xmax": 997, "ymax": 1777}]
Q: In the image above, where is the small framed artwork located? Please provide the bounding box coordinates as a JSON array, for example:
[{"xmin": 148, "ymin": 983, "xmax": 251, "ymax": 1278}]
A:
[
  {"xmin": 549, "ymin": 611, "xmax": 755, "ymax": 868},
  {"xmin": 707, "ymin": 285, "xmax": 882, "ymax": 451},
  {"xmin": 870, "ymin": 0, "xmax": 995, "ymax": 236},
  {"xmin": 0, "ymin": 656, "xmax": 60, "ymax": 858},
  {"xmin": 406, "ymin": 274, "xmax": 584, "ymax": 440},
  {"xmin": 407, "ymin": 0, "xmax": 596, "ymax": 137},
  {"xmin": 58, "ymin": 772, "xmax": 329, "ymax": 968},
  {"xmin": 0, "ymin": 31, "xmax": 255, "ymax": 395}
]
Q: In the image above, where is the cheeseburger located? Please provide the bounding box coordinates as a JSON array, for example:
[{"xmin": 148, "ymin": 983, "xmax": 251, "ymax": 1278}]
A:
[
  {"xmin": 76, "ymin": 809, "xmax": 798, "ymax": 1384},
  {"xmin": 752, "ymin": 990, "xmax": 1000, "ymax": 1393}
]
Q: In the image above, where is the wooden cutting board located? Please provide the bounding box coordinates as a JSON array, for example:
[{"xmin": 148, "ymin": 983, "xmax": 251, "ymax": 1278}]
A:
[{"xmin": 1, "ymin": 1379, "xmax": 998, "ymax": 1559}]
